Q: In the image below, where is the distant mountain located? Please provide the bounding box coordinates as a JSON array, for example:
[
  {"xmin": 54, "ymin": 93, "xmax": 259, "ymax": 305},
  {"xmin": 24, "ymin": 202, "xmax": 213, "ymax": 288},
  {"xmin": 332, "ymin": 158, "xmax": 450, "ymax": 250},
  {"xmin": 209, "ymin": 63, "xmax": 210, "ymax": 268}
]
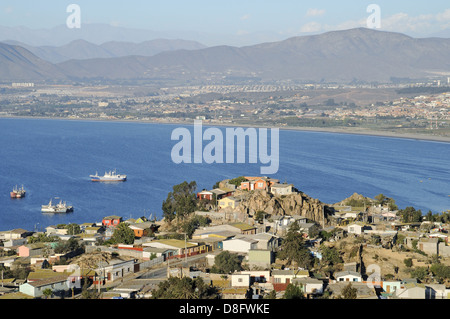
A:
[
  {"xmin": 57, "ymin": 28, "xmax": 450, "ymax": 83},
  {"xmin": 3, "ymin": 28, "xmax": 450, "ymax": 84},
  {"xmin": 0, "ymin": 23, "xmax": 279, "ymax": 47},
  {"xmin": 0, "ymin": 43, "xmax": 66, "ymax": 82},
  {"xmin": 428, "ymin": 28, "xmax": 450, "ymax": 38},
  {"xmin": 2, "ymin": 39, "xmax": 207, "ymax": 63}
]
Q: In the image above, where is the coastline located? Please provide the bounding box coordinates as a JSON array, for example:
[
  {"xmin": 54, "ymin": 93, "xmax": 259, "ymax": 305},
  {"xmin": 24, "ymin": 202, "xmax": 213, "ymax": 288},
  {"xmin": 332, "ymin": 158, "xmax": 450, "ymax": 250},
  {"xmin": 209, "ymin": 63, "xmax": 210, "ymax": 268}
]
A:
[{"xmin": 1, "ymin": 115, "xmax": 450, "ymax": 143}]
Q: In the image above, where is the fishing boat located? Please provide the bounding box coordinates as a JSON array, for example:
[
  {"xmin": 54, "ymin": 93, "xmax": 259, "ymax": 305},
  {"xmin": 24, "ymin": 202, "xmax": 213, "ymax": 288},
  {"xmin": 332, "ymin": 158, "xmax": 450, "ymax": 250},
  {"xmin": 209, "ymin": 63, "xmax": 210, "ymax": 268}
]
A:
[
  {"xmin": 10, "ymin": 185, "xmax": 26, "ymax": 198},
  {"xmin": 41, "ymin": 199, "xmax": 74, "ymax": 213},
  {"xmin": 90, "ymin": 169, "xmax": 127, "ymax": 182}
]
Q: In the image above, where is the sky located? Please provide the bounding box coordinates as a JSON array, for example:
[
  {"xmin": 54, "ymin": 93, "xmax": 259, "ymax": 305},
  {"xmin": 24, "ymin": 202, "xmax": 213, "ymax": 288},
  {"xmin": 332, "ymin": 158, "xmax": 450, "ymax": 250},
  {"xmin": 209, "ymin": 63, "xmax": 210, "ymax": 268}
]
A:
[{"xmin": 1, "ymin": 1, "xmax": 450, "ymax": 44}]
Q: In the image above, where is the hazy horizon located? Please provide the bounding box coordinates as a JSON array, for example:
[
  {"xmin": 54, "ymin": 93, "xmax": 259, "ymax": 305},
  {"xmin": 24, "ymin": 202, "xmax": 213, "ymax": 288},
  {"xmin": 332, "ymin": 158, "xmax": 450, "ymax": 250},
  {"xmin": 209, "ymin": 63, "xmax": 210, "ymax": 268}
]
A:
[{"xmin": 1, "ymin": 1, "xmax": 450, "ymax": 46}]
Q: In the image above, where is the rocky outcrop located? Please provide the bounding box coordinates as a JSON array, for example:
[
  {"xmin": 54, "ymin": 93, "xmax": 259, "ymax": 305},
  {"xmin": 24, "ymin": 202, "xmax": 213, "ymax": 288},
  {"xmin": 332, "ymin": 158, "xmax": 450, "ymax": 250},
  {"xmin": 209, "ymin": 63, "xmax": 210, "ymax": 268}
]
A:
[
  {"xmin": 235, "ymin": 189, "xmax": 331, "ymax": 225},
  {"xmin": 334, "ymin": 193, "xmax": 373, "ymax": 207}
]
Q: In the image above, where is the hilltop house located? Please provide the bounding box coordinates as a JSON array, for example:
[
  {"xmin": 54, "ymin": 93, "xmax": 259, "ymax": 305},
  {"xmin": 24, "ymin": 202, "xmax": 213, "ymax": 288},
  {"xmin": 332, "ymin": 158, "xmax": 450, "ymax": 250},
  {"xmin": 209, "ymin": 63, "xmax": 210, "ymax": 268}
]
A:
[
  {"xmin": 19, "ymin": 276, "xmax": 70, "ymax": 298},
  {"xmin": 128, "ymin": 221, "xmax": 155, "ymax": 238},
  {"xmin": 240, "ymin": 177, "xmax": 279, "ymax": 192},
  {"xmin": 335, "ymin": 271, "xmax": 362, "ymax": 282},
  {"xmin": 0, "ymin": 229, "xmax": 31, "ymax": 240},
  {"xmin": 222, "ymin": 237, "xmax": 258, "ymax": 254},
  {"xmin": 143, "ymin": 239, "xmax": 207, "ymax": 259},
  {"xmin": 292, "ymin": 277, "xmax": 324, "ymax": 296},
  {"xmin": 102, "ymin": 215, "xmax": 123, "ymax": 228},
  {"xmin": 218, "ymin": 196, "xmax": 242, "ymax": 210},
  {"xmin": 17, "ymin": 243, "xmax": 50, "ymax": 258},
  {"xmin": 270, "ymin": 183, "xmax": 295, "ymax": 196},
  {"xmin": 247, "ymin": 250, "xmax": 273, "ymax": 269},
  {"xmin": 271, "ymin": 269, "xmax": 309, "ymax": 292}
]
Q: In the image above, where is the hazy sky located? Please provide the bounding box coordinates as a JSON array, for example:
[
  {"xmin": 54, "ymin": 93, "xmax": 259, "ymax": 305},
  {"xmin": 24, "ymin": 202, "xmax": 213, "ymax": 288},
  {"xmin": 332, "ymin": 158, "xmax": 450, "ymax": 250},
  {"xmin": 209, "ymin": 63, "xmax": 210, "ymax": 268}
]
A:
[{"xmin": 1, "ymin": 0, "xmax": 450, "ymax": 37}]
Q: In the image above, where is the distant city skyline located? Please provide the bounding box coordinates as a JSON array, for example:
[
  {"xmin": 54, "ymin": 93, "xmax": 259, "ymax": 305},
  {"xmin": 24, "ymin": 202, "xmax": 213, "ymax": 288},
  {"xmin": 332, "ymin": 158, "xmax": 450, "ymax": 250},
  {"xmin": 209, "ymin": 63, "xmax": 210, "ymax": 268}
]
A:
[{"xmin": 1, "ymin": 1, "xmax": 450, "ymax": 46}]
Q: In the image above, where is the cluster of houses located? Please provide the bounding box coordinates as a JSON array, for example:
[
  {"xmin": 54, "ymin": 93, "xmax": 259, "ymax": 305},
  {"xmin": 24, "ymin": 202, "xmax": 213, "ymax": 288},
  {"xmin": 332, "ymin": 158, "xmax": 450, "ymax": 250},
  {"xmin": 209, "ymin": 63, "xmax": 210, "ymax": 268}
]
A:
[
  {"xmin": 196, "ymin": 176, "xmax": 295, "ymax": 211},
  {"xmin": 0, "ymin": 176, "xmax": 449, "ymax": 299}
]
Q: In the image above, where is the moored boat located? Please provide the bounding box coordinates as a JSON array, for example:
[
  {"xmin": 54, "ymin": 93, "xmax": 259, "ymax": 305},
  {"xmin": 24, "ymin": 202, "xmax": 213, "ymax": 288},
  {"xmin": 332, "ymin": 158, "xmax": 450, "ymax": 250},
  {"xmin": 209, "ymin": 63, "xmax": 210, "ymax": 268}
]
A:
[
  {"xmin": 10, "ymin": 185, "xmax": 26, "ymax": 198},
  {"xmin": 41, "ymin": 199, "xmax": 74, "ymax": 213},
  {"xmin": 90, "ymin": 169, "xmax": 127, "ymax": 182}
]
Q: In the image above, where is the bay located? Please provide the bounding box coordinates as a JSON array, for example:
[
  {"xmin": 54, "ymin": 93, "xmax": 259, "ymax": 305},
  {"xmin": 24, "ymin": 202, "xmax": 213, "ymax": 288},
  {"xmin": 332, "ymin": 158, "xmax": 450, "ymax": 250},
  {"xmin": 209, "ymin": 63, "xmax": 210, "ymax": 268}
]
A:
[{"xmin": 0, "ymin": 118, "xmax": 448, "ymax": 232}]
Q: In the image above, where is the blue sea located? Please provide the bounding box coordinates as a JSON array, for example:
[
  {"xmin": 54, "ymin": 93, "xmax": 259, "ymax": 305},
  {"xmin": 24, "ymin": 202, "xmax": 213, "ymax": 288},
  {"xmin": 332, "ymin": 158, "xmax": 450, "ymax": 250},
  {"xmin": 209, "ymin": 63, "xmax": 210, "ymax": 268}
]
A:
[{"xmin": 0, "ymin": 118, "xmax": 449, "ymax": 232}]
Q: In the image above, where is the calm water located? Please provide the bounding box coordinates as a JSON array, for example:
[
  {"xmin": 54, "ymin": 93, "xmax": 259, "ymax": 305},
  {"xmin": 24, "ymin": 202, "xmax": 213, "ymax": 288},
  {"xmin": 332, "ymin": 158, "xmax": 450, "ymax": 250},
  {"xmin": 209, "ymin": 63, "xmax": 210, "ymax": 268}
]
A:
[{"xmin": 0, "ymin": 118, "xmax": 449, "ymax": 232}]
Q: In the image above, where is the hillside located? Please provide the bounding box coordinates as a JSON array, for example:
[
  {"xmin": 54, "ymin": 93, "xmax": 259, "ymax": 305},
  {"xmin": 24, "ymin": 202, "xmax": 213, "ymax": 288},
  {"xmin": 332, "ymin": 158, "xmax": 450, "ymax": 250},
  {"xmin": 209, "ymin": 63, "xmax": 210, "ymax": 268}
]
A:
[
  {"xmin": 3, "ymin": 39, "xmax": 207, "ymax": 63},
  {"xmin": 56, "ymin": 28, "xmax": 450, "ymax": 83},
  {"xmin": 3, "ymin": 28, "xmax": 450, "ymax": 83},
  {"xmin": 0, "ymin": 43, "xmax": 67, "ymax": 82}
]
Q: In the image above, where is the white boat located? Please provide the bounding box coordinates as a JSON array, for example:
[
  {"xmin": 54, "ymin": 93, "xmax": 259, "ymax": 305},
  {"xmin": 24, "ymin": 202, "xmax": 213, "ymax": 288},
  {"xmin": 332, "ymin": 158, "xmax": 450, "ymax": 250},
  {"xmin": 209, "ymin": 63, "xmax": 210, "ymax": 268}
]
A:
[
  {"xmin": 90, "ymin": 169, "xmax": 127, "ymax": 182},
  {"xmin": 41, "ymin": 199, "xmax": 74, "ymax": 213}
]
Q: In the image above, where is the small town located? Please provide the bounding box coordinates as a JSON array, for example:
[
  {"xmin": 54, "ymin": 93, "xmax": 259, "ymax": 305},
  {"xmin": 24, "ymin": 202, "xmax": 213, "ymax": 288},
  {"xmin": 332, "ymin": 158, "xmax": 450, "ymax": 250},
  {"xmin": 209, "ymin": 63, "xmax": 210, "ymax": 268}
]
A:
[
  {"xmin": 1, "ymin": 176, "xmax": 449, "ymax": 300},
  {"xmin": 1, "ymin": 82, "xmax": 449, "ymax": 138}
]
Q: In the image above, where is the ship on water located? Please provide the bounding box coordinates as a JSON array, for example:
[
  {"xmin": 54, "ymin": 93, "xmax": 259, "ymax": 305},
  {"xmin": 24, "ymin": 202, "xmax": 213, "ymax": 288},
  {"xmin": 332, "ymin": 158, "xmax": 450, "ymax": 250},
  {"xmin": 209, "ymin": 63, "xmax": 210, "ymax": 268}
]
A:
[
  {"xmin": 10, "ymin": 185, "xmax": 26, "ymax": 198},
  {"xmin": 90, "ymin": 169, "xmax": 127, "ymax": 182},
  {"xmin": 41, "ymin": 199, "xmax": 74, "ymax": 213}
]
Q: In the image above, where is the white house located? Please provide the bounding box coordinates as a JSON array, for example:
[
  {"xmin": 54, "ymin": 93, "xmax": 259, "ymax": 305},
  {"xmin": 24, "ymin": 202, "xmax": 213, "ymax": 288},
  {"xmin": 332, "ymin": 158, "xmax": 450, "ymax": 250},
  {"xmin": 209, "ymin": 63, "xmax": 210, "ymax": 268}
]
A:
[
  {"xmin": 222, "ymin": 237, "xmax": 258, "ymax": 254},
  {"xmin": 231, "ymin": 273, "xmax": 251, "ymax": 287},
  {"xmin": 3, "ymin": 238, "xmax": 27, "ymax": 248},
  {"xmin": 394, "ymin": 284, "xmax": 426, "ymax": 299},
  {"xmin": 270, "ymin": 183, "xmax": 295, "ymax": 196},
  {"xmin": 335, "ymin": 271, "xmax": 362, "ymax": 282},
  {"xmin": 292, "ymin": 277, "xmax": 324, "ymax": 295},
  {"xmin": 241, "ymin": 233, "xmax": 279, "ymax": 251},
  {"xmin": 19, "ymin": 276, "xmax": 70, "ymax": 298},
  {"xmin": 272, "ymin": 269, "xmax": 309, "ymax": 284},
  {"xmin": 347, "ymin": 223, "xmax": 367, "ymax": 235},
  {"xmin": 96, "ymin": 258, "xmax": 135, "ymax": 283}
]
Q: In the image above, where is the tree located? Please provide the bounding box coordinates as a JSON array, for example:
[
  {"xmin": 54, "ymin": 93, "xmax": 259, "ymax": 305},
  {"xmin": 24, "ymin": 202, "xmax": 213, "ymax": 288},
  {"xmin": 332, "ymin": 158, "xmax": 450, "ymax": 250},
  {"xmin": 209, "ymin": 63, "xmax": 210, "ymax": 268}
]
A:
[
  {"xmin": 162, "ymin": 181, "xmax": 198, "ymax": 223},
  {"xmin": 54, "ymin": 237, "xmax": 81, "ymax": 254},
  {"xmin": 320, "ymin": 245, "xmax": 343, "ymax": 266},
  {"xmin": 181, "ymin": 215, "xmax": 210, "ymax": 238},
  {"xmin": 211, "ymin": 251, "xmax": 242, "ymax": 274},
  {"xmin": 341, "ymin": 282, "xmax": 357, "ymax": 299},
  {"xmin": 430, "ymin": 263, "xmax": 450, "ymax": 281},
  {"xmin": 277, "ymin": 226, "xmax": 315, "ymax": 269},
  {"xmin": 228, "ymin": 176, "xmax": 247, "ymax": 187},
  {"xmin": 397, "ymin": 207, "xmax": 422, "ymax": 223},
  {"xmin": 403, "ymin": 258, "xmax": 413, "ymax": 268},
  {"xmin": 111, "ymin": 223, "xmax": 135, "ymax": 245},
  {"xmin": 254, "ymin": 211, "xmax": 270, "ymax": 224},
  {"xmin": 374, "ymin": 194, "xmax": 387, "ymax": 206},
  {"xmin": 151, "ymin": 277, "xmax": 218, "ymax": 299},
  {"xmin": 42, "ymin": 288, "xmax": 53, "ymax": 299},
  {"xmin": 410, "ymin": 267, "xmax": 428, "ymax": 281},
  {"xmin": 264, "ymin": 290, "xmax": 277, "ymax": 299},
  {"xmin": 283, "ymin": 283, "xmax": 305, "ymax": 299},
  {"xmin": 66, "ymin": 223, "xmax": 81, "ymax": 235}
]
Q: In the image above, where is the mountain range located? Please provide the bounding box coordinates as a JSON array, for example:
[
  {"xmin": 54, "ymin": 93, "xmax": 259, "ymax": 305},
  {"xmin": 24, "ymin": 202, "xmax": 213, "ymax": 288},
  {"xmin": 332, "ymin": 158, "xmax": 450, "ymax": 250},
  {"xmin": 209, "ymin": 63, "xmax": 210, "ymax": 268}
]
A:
[
  {"xmin": 2, "ymin": 39, "xmax": 206, "ymax": 63},
  {"xmin": 2, "ymin": 27, "xmax": 450, "ymax": 84}
]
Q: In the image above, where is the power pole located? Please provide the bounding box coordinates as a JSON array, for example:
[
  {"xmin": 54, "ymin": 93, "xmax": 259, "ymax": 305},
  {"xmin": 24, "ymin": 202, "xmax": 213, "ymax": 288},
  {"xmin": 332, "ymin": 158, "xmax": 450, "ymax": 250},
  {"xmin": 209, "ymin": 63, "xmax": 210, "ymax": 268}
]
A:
[{"xmin": 184, "ymin": 233, "xmax": 187, "ymax": 264}]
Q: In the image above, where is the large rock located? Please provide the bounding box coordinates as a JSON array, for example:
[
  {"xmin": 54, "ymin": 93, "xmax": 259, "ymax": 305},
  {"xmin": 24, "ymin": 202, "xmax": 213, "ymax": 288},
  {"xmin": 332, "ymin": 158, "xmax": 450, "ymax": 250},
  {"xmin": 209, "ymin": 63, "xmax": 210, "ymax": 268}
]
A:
[{"xmin": 236, "ymin": 189, "xmax": 330, "ymax": 225}]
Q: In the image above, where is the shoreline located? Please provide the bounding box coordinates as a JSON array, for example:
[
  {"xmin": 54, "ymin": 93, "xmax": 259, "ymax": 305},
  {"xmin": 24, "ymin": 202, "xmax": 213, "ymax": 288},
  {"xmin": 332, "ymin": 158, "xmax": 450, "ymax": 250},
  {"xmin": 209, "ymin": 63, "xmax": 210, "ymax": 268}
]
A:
[{"xmin": 1, "ymin": 115, "xmax": 450, "ymax": 143}]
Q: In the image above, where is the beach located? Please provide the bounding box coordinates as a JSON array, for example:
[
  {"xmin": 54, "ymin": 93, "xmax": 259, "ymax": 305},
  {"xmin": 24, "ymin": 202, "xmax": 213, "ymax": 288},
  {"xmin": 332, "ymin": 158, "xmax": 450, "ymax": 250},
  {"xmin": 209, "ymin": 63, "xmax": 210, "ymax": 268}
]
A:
[{"xmin": 2, "ymin": 115, "xmax": 449, "ymax": 144}]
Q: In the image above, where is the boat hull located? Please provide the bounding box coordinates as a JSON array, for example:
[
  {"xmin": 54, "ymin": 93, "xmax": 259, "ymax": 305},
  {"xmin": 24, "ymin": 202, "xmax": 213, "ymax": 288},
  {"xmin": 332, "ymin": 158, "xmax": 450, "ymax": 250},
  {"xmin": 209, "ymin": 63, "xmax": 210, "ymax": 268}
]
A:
[
  {"xmin": 90, "ymin": 176, "xmax": 127, "ymax": 182},
  {"xmin": 41, "ymin": 206, "xmax": 73, "ymax": 213}
]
